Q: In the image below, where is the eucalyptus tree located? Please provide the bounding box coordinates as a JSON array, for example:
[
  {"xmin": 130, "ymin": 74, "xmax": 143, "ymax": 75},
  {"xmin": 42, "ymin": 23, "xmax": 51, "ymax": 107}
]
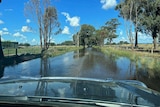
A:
[
  {"xmin": 103, "ymin": 18, "xmax": 120, "ymax": 44},
  {"xmin": 116, "ymin": 0, "xmax": 134, "ymax": 49},
  {"xmin": 116, "ymin": 0, "xmax": 160, "ymax": 49},
  {"xmin": 138, "ymin": 0, "xmax": 160, "ymax": 49},
  {"xmin": 79, "ymin": 24, "xmax": 95, "ymax": 47},
  {"xmin": 73, "ymin": 32, "xmax": 79, "ymax": 45},
  {"xmin": 25, "ymin": 0, "xmax": 61, "ymax": 51},
  {"xmin": 94, "ymin": 29, "xmax": 107, "ymax": 46},
  {"xmin": 43, "ymin": 6, "xmax": 61, "ymax": 50}
]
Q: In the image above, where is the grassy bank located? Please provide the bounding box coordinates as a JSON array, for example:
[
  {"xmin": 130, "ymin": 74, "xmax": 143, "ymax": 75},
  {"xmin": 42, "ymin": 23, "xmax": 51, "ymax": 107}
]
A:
[
  {"xmin": 3, "ymin": 46, "xmax": 83, "ymax": 58},
  {"xmin": 96, "ymin": 46, "xmax": 160, "ymax": 77},
  {"xmin": 1, "ymin": 46, "xmax": 82, "ymax": 66}
]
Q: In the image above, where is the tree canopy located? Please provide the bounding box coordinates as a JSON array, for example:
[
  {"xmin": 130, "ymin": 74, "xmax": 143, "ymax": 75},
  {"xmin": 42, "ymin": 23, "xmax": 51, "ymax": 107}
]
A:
[
  {"xmin": 24, "ymin": 0, "xmax": 61, "ymax": 51},
  {"xmin": 73, "ymin": 19, "xmax": 119, "ymax": 47},
  {"xmin": 116, "ymin": 0, "xmax": 160, "ymax": 49}
]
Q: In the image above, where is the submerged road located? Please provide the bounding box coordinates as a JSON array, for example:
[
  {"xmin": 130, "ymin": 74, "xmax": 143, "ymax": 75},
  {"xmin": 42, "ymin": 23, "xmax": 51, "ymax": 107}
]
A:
[
  {"xmin": 2, "ymin": 48, "xmax": 135, "ymax": 80},
  {"xmin": 1, "ymin": 48, "xmax": 160, "ymax": 92}
]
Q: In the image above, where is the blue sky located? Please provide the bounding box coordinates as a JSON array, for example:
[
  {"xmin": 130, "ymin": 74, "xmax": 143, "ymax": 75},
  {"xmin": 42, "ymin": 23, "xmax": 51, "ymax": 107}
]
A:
[{"xmin": 0, "ymin": 0, "xmax": 152, "ymax": 45}]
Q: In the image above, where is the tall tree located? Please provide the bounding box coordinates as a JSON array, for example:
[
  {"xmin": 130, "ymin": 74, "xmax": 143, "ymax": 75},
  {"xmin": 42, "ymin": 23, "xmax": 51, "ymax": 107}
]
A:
[
  {"xmin": 43, "ymin": 6, "xmax": 61, "ymax": 50},
  {"xmin": 103, "ymin": 18, "xmax": 120, "ymax": 44},
  {"xmin": 24, "ymin": 0, "xmax": 61, "ymax": 51},
  {"xmin": 94, "ymin": 28, "xmax": 109, "ymax": 46},
  {"xmin": 138, "ymin": 0, "xmax": 160, "ymax": 49},
  {"xmin": 116, "ymin": 0, "xmax": 160, "ymax": 49},
  {"xmin": 73, "ymin": 32, "xmax": 79, "ymax": 46},
  {"xmin": 79, "ymin": 24, "xmax": 95, "ymax": 47},
  {"xmin": 115, "ymin": 0, "xmax": 135, "ymax": 49}
]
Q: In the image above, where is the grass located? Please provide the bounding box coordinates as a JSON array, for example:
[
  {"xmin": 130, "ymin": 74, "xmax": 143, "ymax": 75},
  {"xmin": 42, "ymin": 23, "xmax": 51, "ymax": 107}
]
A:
[
  {"xmin": 3, "ymin": 45, "xmax": 83, "ymax": 57},
  {"xmin": 42, "ymin": 46, "xmax": 83, "ymax": 58},
  {"xmin": 96, "ymin": 45, "xmax": 160, "ymax": 77},
  {"xmin": 3, "ymin": 46, "xmax": 41, "ymax": 56}
]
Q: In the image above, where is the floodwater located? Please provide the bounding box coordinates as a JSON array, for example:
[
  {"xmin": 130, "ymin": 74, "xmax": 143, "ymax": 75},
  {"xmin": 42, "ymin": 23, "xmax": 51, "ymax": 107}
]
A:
[{"xmin": 0, "ymin": 48, "xmax": 160, "ymax": 92}]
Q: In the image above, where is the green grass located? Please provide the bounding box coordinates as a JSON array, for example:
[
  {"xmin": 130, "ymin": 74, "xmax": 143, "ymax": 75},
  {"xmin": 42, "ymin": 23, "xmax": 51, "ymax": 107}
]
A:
[
  {"xmin": 3, "ymin": 46, "xmax": 83, "ymax": 58},
  {"xmin": 3, "ymin": 46, "xmax": 41, "ymax": 56},
  {"xmin": 43, "ymin": 46, "xmax": 83, "ymax": 58},
  {"xmin": 96, "ymin": 46, "xmax": 160, "ymax": 77}
]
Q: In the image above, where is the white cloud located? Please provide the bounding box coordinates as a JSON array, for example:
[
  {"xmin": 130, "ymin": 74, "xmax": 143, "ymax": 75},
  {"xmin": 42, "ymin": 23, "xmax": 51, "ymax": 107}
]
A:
[
  {"xmin": 138, "ymin": 32, "xmax": 152, "ymax": 43},
  {"xmin": 26, "ymin": 19, "xmax": 31, "ymax": 23},
  {"xmin": 13, "ymin": 32, "xmax": 26, "ymax": 39},
  {"xmin": 62, "ymin": 26, "xmax": 70, "ymax": 34},
  {"xmin": 100, "ymin": 0, "xmax": 117, "ymax": 10},
  {"xmin": 50, "ymin": 38, "xmax": 55, "ymax": 43},
  {"xmin": 21, "ymin": 26, "xmax": 32, "ymax": 32},
  {"xmin": 0, "ymin": 20, "xmax": 4, "ymax": 24},
  {"xmin": 0, "ymin": 30, "xmax": 10, "ymax": 35},
  {"xmin": 61, "ymin": 12, "xmax": 80, "ymax": 27},
  {"xmin": 2, "ymin": 27, "xmax": 8, "ymax": 31},
  {"xmin": 32, "ymin": 39, "xmax": 36, "ymax": 42},
  {"xmin": 121, "ymin": 37, "xmax": 128, "ymax": 41}
]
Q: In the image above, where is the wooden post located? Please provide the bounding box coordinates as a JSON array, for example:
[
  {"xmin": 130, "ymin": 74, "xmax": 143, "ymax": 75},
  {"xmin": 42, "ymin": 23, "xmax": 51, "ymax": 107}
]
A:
[{"xmin": 0, "ymin": 35, "xmax": 4, "ymax": 60}]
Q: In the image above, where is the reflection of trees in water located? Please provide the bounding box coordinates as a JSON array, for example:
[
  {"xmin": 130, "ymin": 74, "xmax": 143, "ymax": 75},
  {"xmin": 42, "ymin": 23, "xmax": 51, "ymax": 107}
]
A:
[
  {"xmin": 73, "ymin": 48, "xmax": 86, "ymax": 59},
  {"xmin": 35, "ymin": 80, "xmax": 48, "ymax": 96},
  {"xmin": 80, "ymin": 48, "xmax": 119, "ymax": 72},
  {"xmin": 70, "ymin": 80, "xmax": 116, "ymax": 100},
  {"xmin": 40, "ymin": 58, "xmax": 50, "ymax": 77},
  {"xmin": 0, "ymin": 65, "xmax": 4, "ymax": 78},
  {"xmin": 35, "ymin": 58, "xmax": 50, "ymax": 96}
]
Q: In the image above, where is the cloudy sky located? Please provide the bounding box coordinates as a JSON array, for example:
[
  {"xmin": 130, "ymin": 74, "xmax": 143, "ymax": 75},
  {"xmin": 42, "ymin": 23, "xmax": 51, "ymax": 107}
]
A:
[{"xmin": 0, "ymin": 0, "xmax": 152, "ymax": 45}]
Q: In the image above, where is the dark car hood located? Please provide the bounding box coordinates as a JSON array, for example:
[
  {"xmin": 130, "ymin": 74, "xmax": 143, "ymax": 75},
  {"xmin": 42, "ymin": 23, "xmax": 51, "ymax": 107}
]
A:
[{"xmin": 0, "ymin": 77, "xmax": 160, "ymax": 107}]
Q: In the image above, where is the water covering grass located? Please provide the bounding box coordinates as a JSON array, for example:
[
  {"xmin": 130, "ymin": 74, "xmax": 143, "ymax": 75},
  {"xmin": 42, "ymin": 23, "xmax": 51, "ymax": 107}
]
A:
[
  {"xmin": 42, "ymin": 46, "xmax": 83, "ymax": 58},
  {"xmin": 96, "ymin": 46, "xmax": 160, "ymax": 77}
]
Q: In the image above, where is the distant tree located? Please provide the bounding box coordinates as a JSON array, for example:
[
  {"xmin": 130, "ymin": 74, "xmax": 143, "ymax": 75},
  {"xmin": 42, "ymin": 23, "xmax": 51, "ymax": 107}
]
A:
[
  {"xmin": 24, "ymin": 0, "xmax": 61, "ymax": 51},
  {"xmin": 94, "ymin": 29, "xmax": 108, "ymax": 46},
  {"xmin": 73, "ymin": 32, "xmax": 79, "ymax": 46},
  {"xmin": 19, "ymin": 43, "xmax": 30, "ymax": 47},
  {"xmin": 61, "ymin": 41, "xmax": 74, "ymax": 45},
  {"xmin": 0, "ymin": 36, "xmax": 4, "ymax": 60},
  {"xmin": 118, "ymin": 41, "xmax": 129, "ymax": 45},
  {"xmin": 49, "ymin": 42, "xmax": 56, "ymax": 46},
  {"xmin": 79, "ymin": 24, "xmax": 95, "ymax": 47},
  {"xmin": 103, "ymin": 18, "xmax": 120, "ymax": 44}
]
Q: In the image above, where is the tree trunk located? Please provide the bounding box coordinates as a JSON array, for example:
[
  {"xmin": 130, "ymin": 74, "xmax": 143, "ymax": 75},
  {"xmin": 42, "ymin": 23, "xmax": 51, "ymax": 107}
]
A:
[
  {"xmin": 135, "ymin": 30, "xmax": 138, "ymax": 48},
  {"xmin": 153, "ymin": 36, "xmax": 157, "ymax": 49},
  {"xmin": 135, "ymin": 5, "xmax": 138, "ymax": 48},
  {"xmin": 0, "ymin": 36, "xmax": 4, "ymax": 60},
  {"xmin": 39, "ymin": 27, "xmax": 42, "ymax": 49}
]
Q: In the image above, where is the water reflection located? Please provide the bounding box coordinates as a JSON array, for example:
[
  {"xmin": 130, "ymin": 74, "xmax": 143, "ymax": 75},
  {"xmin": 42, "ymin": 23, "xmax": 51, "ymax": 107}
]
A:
[
  {"xmin": 0, "ymin": 65, "xmax": 4, "ymax": 78},
  {"xmin": 1, "ymin": 48, "xmax": 136, "ymax": 80},
  {"xmin": 1, "ymin": 48, "xmax": 160, "ymax": 93},
  {"xmin": 40, "ymin": 58, "xmax": 50, "ymax": 77},
  {"xmin": 0, "ymin": 79, "xmax": 158, "ymax": 106}
]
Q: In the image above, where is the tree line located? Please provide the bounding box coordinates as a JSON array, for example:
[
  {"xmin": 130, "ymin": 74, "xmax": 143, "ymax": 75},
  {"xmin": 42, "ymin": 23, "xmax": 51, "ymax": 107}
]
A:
[
  {"xmin": 73, "ymin": 18, "xmax": 120, "ymax": 48},
  {"xmin": 1, "ymin": 0, "xmax": 160, "ymax": 59}
]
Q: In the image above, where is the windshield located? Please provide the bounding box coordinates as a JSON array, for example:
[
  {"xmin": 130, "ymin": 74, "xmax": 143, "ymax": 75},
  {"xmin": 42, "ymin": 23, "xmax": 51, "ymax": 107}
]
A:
[{"xmin": 0, "ymin": 0, "xmax": 160, "ymax": 107}]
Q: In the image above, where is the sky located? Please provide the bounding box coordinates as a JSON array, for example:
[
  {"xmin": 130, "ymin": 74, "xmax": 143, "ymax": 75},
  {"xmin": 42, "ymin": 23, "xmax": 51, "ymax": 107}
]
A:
[{"xmin": 0, "ymin": 0, "xmax": 153, "ymax": 45}]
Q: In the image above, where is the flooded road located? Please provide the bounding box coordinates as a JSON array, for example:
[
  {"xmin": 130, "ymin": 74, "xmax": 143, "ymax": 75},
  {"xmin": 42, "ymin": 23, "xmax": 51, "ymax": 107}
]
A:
[{"xmin": 0, "ymin": 48, "xmax": 160, "ymax": 92}]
